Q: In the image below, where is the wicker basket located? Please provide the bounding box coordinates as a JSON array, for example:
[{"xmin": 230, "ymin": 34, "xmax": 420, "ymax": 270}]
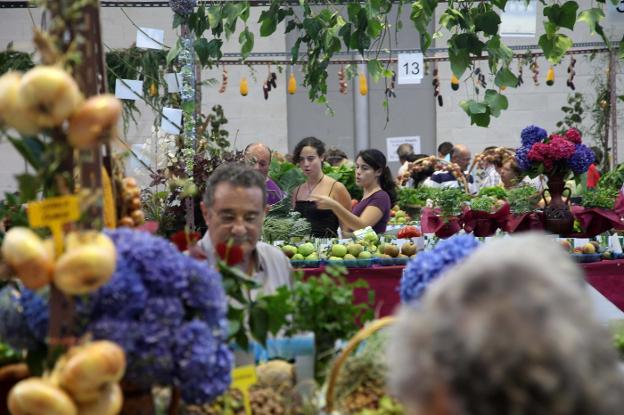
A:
[{"xmin": 324, "ymin": 317, "xmax": 395, "ymax": 413}]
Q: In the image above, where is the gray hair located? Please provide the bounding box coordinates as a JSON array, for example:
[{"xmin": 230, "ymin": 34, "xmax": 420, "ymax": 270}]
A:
[
  {"xmin": 202, "ymin": 163, "xmax": 267, "ymax": 207},
  {"xmin": 389, "ymin": 233, "xmax": 624, "ymax": 415},
  {"xmin": 396, "ymin": 143, "xmax": 414, "ymax": 160}
]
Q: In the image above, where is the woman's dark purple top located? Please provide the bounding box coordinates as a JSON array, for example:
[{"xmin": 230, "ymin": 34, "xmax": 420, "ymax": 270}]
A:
[{"xmin": 351, "ymin": 190, "xmax": 391, "ymax": 233}]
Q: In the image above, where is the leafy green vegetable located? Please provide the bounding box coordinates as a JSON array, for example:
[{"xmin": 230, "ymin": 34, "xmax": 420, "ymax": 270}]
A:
[
  {"xmin": 508, "ymin": 185, "xmax": 541, "ymax": 214},
  {"xmin": 324, "ymin": 162, "xmax": 362, "ymax": 201},
  {"xmin": 262, "ymin": 211, "xmax": 311, "ymax": 242},
  {"xmin": 580, "ymin": 187, "xmax": 619, "ymax": 209},
  {"xmin": 478, "ymin": 186, "xmax": 508, "ymax": 199},
  {"xmin": 469, "ymin": 196, "xmax": 496, "ymax": 212},
  {"xmin": 431, "ymin": 188, "xmax": 470, "ymax": 217},
  {"xmin": 397, "ymin": 187, "xmax": 436, "ymax": 209},
  {"xmin": 598, "ymin": 163, "xmax": 624, "ymax": 191}
]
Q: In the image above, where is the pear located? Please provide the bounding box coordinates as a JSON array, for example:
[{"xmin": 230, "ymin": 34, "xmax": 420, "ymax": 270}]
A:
[
  {"xmin": 401, "ymin": 242, "xmax": 417, "ymax": 256},
  {"xmin": 8, "ymin": 378, "xmax": 77, "ymax": 415},
  {"xmin": 1, "ymin": 227, "xmax": 54, "ymax": 289},
  {"xmin": 18, "ymin": 66, "xmax": 83, "ymax": 128},
  {"xmin": 383, "ymin": 244, "xmax": 400, "ymax": 258}
]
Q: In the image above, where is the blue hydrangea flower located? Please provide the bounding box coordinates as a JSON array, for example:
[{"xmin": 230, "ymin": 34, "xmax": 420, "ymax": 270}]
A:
[
  {"xmin": 520, "ymin": 125, "xmax": 547, "ymax": 146},
  {"xmin": 174, "ymin": 320, "xmax": 233, "ymax": 404},
  {"xmin": 0, "ymin": 286, "xmax": 47, "ymax": 350},
  {"xmin": 88, "ymin": 319, "xmax": 139, "ymax": 357},
  {"xmin": 567, "ymin": 144, "xmax": 595, "ymax": 174},
  {"xmin": 140, "ymin": 297, "xmax": 184, "ymax": 328},
  {"xmin": 126, "ymin": 323, "xmax": 175, "ymax": 387},
  {"xmin": 515, "ymin": 145, "xmax": 532, "ymax": 171},
  {"xmin": 400, "ymin": 235, "xmax": 480, "ymax": 304},
  {"xmin": 182, "ymin": 258, "xmax": 227, "ymax": 331}
]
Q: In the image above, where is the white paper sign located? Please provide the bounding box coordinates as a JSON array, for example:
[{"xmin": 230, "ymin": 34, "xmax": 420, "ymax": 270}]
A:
[
  {"xmin": 136, "ymin": 27, "xmax": 165, "ymax": 50},
  {"xmin": 164, "ymin": 73, "xmax": 183, "ymax": 93},
  {"xmin": 607, "ymin": 0, "xmax": 624, "ymax": 23},
  {"xmin": 386, "ymin": 136, "xmax": 421, "ymax": 162},
  {"xmin": 115, "ymin": 79, "xmax": 143, "ymax": 100},
  {"xmin": 397, "ymin": 53, "xmax": 424, "ymax": 85},
  {"xmin": 161, "ymin": 107, "xmax": 183, "ymax": 135},
  {"xmin": 500, "ymin": 0, "xmax": 537, "ymax": 37},
  {"xmin": 573, "ymin": 238, "xmax": 591, "ymax": 248},
  {"xmin": 609, "ymin": 235, "xmax": 623, "ymax": 254}
]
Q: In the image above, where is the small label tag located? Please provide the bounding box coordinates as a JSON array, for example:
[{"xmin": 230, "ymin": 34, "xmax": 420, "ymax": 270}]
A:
[
  {"xmin": 27, "ymin": 195, "xmax": 80, "ymax": 256},
  {"xmin": 232, "ymin": 365, "xmax": 257, "ymax": 415}
]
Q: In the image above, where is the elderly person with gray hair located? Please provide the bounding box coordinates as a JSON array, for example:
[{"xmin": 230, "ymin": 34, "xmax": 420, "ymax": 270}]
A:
[{"xmin": 389, "ymin": 234, "xmax": 624, "ymax": 415}]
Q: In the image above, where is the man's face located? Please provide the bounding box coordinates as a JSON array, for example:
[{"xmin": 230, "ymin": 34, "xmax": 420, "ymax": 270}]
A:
[
  {"xmin": 245, "ymin": 146, "xmax": 271, "ymax": 177},
  {"xmin": 201, "ymin": 183, "xmax": 265, "ymax": 260},
  {"xmin": 452, "ymin": 149, "xmax": 471, "ymax": 171}
]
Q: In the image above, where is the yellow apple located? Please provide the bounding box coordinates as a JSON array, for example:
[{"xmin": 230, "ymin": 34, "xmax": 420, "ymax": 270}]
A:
[
  {"xmin": 1, "ymin": 227, "xmax": 54, "ymax": 289},
  {"xmin": 0, "ymin": 71, "xmax": 40, "ymax": 135},
  {"xmin": 8, "ymin": 377, "xmax": 77, "ymax": 415},
  {"xmin": 67, "ymin": 94, "xmax": 122, "ymax": 149},
  {"xmin": 58, "ymin": 341, "xmax": 126, "ymax": 404},
  {"xmin": 18, "ymin": 66, "xmax": 83, "ymax": 128},
  {"xmin": 54, "ymin": 231, "xmax": 116, "ymax": 295},
  {"xmin": 76, "ymin": 383, "xmax": 122, "ymax": 415}
]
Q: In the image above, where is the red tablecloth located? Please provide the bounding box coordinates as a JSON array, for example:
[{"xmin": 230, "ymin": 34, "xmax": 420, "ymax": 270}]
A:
[{"xmin": 302, "ymin": 259, "xmax": 624, "ymax": 318}]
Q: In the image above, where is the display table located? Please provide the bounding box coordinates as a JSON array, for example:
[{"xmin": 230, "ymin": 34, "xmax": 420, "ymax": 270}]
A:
[{"xmin": 302, "ymin": 260, "xmax": 624, "ymax": 318}]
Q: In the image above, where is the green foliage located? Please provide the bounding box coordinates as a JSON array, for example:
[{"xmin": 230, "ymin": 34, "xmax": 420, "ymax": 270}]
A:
[
  {"xmin": 579, "ymin": 186, "xmax": 619, "ymax": 209},
  {"xmin": 459, "ymin": 89, "xmax": 508, "ymax": 127},
  {"xmin": 286, "ymin": 266, "xmax": 374, "ymax": 379},
  {"xmin": 269, "ymin": 159, "xmax": 306, "ymax": 193},
  {"xmin": 0, "ymin": 45, "xmax": 34, "ymax": 75},
  {"xmin": 556, "ymin": 92, "xmax": 585, "ymax": 134},
  {"xmin": 469, "ymin": 196, "xmax": 495, "ymax": 212},
  {"xmin": 598, "ymin": 163, "xmax": 624, "ymax": 192},
  {"xmin": 430, "ymin": 188, "xmax": 470, "ymax": 217},
  {"xmin": 477, "ymin": 186, "xmax": 508, "ymax": 199},
  {"xmin": 397, "ymin": 187, "xmax": 436, "ymax": 209},
  {"xmin": 324, "ymin": 162, "xmax": 362, "ymax": 201},
  {"xmin": 508, "ymin": 185, "xmax": 541, "ymax": 214},
  {"xmin": 0, "ymin": 342, "xmax": 22, "ymax": 366},
  {"xmin": 262, "ymin": 211, "xmax": 311, "ymax": 242}
]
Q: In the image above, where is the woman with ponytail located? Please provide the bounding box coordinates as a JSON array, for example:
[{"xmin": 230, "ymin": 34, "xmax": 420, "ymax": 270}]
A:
[{"xmin": 312, "ymin": 149, "xmax": 396, "ymax": 234}]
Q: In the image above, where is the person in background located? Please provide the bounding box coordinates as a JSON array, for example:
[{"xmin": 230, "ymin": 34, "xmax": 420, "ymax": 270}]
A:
[
  {"xmin": 312, "ymin": 149, "xmax": 396, "ymax": 235},
  {"xmin": 437, "ymin": 141, "xmax": 454, "ymax": 161},
  {"xmin": 475, "ymin": 146, "xmax": 502, "ymax": 190},
  {"xmin": 424, "ymin": 144, "xmax": 476, "ymax": 194},
  {"xmin": 291, "ymin": 137, "xmax": 352, "ymax": 238},
  {"xmin": 325, "ymin": 146, "xmax": 351, "ymax": 167},
  {"xmin": 396, "ymin": 143, "xmax": 415, "ymax": 178},
  {"xmin": 587, "ymin": 146, "xmax": 603, "ymax": 189},
  {"xmin": 389, "ymin": 234, "xmax": 624, "ymax": 415},
  {"xmin": 499, "ymin": 157, "xmax": 524, "ymax": 189},
  {"xmin": 244, "ymin": 143, "xmax": 285, "ymax": 206},
  {"xmin": 198, "ymin": 163, "xmax": 291, "ymax": 296}
]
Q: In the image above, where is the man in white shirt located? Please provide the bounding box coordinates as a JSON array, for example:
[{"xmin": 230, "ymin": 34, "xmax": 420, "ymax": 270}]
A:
[
  {"xmin": 424, "ymin": 144, "xmax": 477, "ymax": 194},
  {"xmin": 396, "ymin": 143, "xmax": 414, "ymax": 178},
  {"xmin": 198, "ymin": 163, "xmax": 292, "ymax": 296}
]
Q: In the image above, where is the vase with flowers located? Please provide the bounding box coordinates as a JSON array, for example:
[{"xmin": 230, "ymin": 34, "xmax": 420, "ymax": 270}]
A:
[{"xmin": 515, "ymin": 125, "xmax": 595, "ymax": 234}]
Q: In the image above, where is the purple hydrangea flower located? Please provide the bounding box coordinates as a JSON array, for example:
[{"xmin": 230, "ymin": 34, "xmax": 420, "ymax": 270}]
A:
[
  {"xmin": 400, "ymin": 235, "xmax": 480, "ymax": 304},
  {"xmin": 170, "ymin": 0, "xmax": 196, "ymax": 15},
  {"xmin": 0, "ymin": 286, "xmax": 47, "ymax": 350},
  {"xmin": 140, "ymin": 297, "xmax": 185, "ymax": 328},
  {"xmin": 520, "ymin": 125, "xmax": 547, "ymax": 146},
  {"xmin": 182, "ymin": 258, "xmax": 227, "ymax": 330},
  {"xmin": 515, "ymin": 145, "xmax": 532, "ymax": 171},
  {"xmin": 88, "ymin": 319, "xmax": 139, "ymax": 356},
  {"xmin": 567, "ymin": 144, "xmax": 595, "ymax": 175},
  {"xmin": 174, "ymin": 320, "xmax": 233, "ymax": 404},
  {"xmin": 126, "ymin": 323, "xmax": 175, "ymax": 387}
]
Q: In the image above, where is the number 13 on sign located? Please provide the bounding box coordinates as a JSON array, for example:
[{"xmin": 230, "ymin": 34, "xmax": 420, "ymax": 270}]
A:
[{"xmin": 397, "ymin": 53, "xmax": 424, "ymax": 85}]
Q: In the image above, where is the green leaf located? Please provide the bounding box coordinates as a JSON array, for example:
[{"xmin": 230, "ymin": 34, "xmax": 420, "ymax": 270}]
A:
[
  {"xmin": 347, "ymin": 3, "xmax": 361, "ymax": 23},
  {"xmin": 239, "ymin": 2, "xmax": 250, "ymax": 22},
  {"xmin": 7, "ymin": 136, "xmax": 44, "ymax": 170},
  {"xmin": 260, "ymin": 16, "xmax": 277, "ymax": 36},
  {"xmin": 367, "ymin": 18, "xmax": 383, "ymax": 38},
  {"xmin": 207, "ymin": 5, "xmax": 222, "ymax": 29},
  {"xmin": 491, "ymin": 0, "xmax": 508, "ymax": 9},
  {"xmin": 539, "ymin": 33, "xmax": 573, "ymax": 64},
  {"xmin": 367, "ymin": 59, "xmax": 384, "ymax": 82},
  {"xmin": 543, "ymin": 1, "xmax": 579, "ymax": 31},
  {"xmin": 469, "ymin": 101, "xmax": 488, "ymax": 114},
  {"xmin": 172, "ymin": 13, "xmax": 185, "ymax": 29},
  {"xmin": 484, "ymin": 89, "xmax": 508, "ymax": 117},
  {"xmin": 471, "ymin": 112, "xmax": 491, "ymax": 127},
  {"xmin": 249, "ymin": 303, "xmax": 269, "ymax": 346},
  {"xmin": 166, "ymin": 40, "xmax": 182, "ymax": 65},
  {"xmin": 239, "ymin": 28, "xmax": 254, "ymax": 60},
  {"xmin": 494, "ymin": 67, "xmax": 518, "ymax": 88},
  {"xmin": 475, "ymin": 10, "xmax": 501, "ymax": 36},
  {"xmin": 449, "ymin": 47, "xmax": 470, "ymax": 78},
  {"xmin": 16, "ymin": 173, "xmax": 40, "ymax": 202},
  {"xmin": 577, "ymin": 8, "xmax": 605, "ymax": 34}
]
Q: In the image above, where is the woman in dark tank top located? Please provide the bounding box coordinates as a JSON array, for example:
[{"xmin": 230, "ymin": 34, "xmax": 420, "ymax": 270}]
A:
[{"xmin": 291, "ymin": 137, "xmax": 352, "ymax": 238}]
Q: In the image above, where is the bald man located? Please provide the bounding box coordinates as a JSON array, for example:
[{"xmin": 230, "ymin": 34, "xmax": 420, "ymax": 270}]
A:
[
  {"xmin": 244, "ymin": 143, "xmax": 286, "ymax": 206},
  {"xmin": 424, "ymin": 144, "xmax": 477, "ymax": 194}
]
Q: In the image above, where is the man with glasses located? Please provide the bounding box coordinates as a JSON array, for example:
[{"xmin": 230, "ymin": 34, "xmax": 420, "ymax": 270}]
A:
[
  {"xmin": 424, "ymin": 144, "xmax": 477, "ymax": 194},
  {"xmin": 244, "ymin": 143, "xmax": 285, "ymax": 206},
  {"xmin": 198, "ymin": 163, "xmax": 292, "ymax": 296}
]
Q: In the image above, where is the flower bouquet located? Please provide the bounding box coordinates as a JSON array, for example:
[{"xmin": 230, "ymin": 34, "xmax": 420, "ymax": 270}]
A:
[{"xmin": 515, "ymin": 125, "xmax": 594, "ymax": 234}]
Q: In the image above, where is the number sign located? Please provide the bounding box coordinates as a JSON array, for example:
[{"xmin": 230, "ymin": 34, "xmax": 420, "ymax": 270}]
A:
[{"xmin": 397, "ymin": 53, "xmax": 424, "ymax": 85}]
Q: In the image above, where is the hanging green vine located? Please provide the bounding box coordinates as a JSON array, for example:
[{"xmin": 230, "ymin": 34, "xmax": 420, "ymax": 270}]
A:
[{"xmin": 0, "ymin": 45, "xmax": 34, "ymax": 75}]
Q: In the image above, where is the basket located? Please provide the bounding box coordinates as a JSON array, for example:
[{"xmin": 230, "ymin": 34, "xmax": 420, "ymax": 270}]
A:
[{"xmin": 325, "ymin": 316, "xmax": 395, "ymax": 413}]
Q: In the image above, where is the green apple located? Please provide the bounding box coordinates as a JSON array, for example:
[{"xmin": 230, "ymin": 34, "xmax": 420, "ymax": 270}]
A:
[
  {"xmin": 328, "ymin": 256, "xmax": 343, "ymax": 261},
  {"xmin": 368, "ymin": 244, "xmax": 377, "ymax": 253},
  {"xmin": 395, "ymin": 210, "xmax": 406, "ymax": 218},
  {"xmin": 347, "ymin": 243, "xmax": 364, "ymax": 257},
  {"xmin": 281, "ymin": 245, "xmax": 297, "ymax": 258},
  {"xmin": 331, "ymin": 244, "xmax": 348, "ymax": 258},
  {"xmin": 292, "ymin": 253, "xmax": 304, "ymax": 260},
  {"xmin": 397, "ymin": 217, "xmax": 406, "ymax": 224},
  {"xmin": 358, "ymin": 251, "xmax": 372, "ymax": 259},
  {"xmin": 364, "ymin": 232, "xmax": 379, "ymax": 243},
  {"xmin": 298, "ymin": 242, "xmax": 315, "ymax": 257},
  {"xmin": 305, "ymin": 252, "xmax": 319, "ymax": 260},
  {"xmin": 343, "ymin": 253, "xmax": 357, "ymax": 260}
]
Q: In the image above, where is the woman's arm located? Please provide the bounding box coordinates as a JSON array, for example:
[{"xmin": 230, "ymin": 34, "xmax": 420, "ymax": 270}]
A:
[{"xmin": 312, "ymin": 195, "xmax": 383, "ymax": 232}]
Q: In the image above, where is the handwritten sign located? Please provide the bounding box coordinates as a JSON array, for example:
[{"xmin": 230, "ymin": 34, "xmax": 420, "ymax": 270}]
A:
[
  {"xmin": 27, "ymin": 195, "xmax": 80, "ymax": 256},
  {"xmin": 232, "ymin": 365, "xmax": 257, "ymax": 415}
]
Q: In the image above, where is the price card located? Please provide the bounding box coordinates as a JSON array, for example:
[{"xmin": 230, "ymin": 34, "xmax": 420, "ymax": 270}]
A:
[
  {"xmin": 397, "ymin": 53, "xmax": 424, "ymax": 85},
  {"xmin": 232, "ymin": 365, "xmax": 257, "ymax": 415},
  {"xmin": 27, "ymin": 195, "xmax": 80, "ymax": 256}
]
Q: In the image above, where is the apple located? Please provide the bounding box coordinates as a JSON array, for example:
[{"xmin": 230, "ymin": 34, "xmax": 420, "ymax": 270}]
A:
[
  {"xmin": 291, "ymin": 253, "xmax": 304, "ymax": 261},
  {"xmin": 297, "ymin": 242, "xmax": 315, "ymax": 257},
  {"xmin": 331, "ymin": 244, "xmax": 347, "ymax": 258},
  {"xmin": 383, "ymin": 244, "xmax": 400, "ymax": 258},
  {"xmin": 58, "ymin": 341, "xmax": 126, "ymax": 404},
  {"xmin": 395, "ymin": 210, "xmax": 406, "ymax": 218},
  {"xmin": 358, "ymin": 251, "xmax": 372, "ymax": 259},
  {"xmin": 559, "ymin": 240, "xmax": 572, "ymax": 252},
  {"xmin": 397, "ymin": 217, "xmax": 406, "ymax": 225},
  {"xmin": 364, "ymin": 232, "xmax": 379, "ymax": 243},
  {"xmin": 401, "ymin": 242, "xmax": 417, "ymax": 256},
  {"xmin": 573, "ymin": 247, "xmax": 583, "ymax": 254},
  {"xmin": 75, "ymin": 382, "xmax": 122, "ymax": 415},
  {"xmin": 0, "ymin": 71, "xmax": 40, "ymax": 136},
  {"xmin": 281, "ymin": 245, "xmax": 297, "ymax": 258},
  {"xmin": 54, "ymin": 232, "xmax": 117, "ymax": 295},
  {"xmin": 581, "ymin": 243, "xmax": 596, "ymax": 255},
  {"xmin": 343, "ymin": 253, "xmax": 357, "ymax": 260},
  {"xmin": 328, "ymin": 256, "xmax": 343, "ymax": 261},
  {"xmin": 8, "ymin": 378, "xmax": 77, "ymax": 415},
  {"xmin": 18, "ymin": 66, "xmax": 83, "ymax": 128},
  {"xmin": 305, "ymin": 252, "xmax": 319, "ymax": 261},
  {"xmin": 67, "ymin": 94, "xmax": 122, "ymax": 149},
  {"xmin": 347, "ymin": 243, "xmax": 364, "ymax": 257},
  {"xmin": 1, "ymin": 227, "xmax": 54, "ymax": 290}
]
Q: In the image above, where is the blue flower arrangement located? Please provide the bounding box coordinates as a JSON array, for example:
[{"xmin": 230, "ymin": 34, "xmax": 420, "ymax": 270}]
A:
[
  {"xmin": 0, "ymin": 228, "xmax": 232, "ymax": 405},
  {"xmin": 400, "ymin": 235, "xmax": 480, "ymax": 304}
]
